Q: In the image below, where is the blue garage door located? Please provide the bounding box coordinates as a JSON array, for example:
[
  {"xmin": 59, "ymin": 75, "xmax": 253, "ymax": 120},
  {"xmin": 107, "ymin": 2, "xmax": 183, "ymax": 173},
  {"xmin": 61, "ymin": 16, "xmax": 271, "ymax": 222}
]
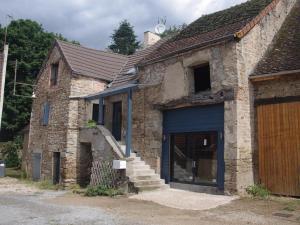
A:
[{"xmin": 162, "ymin": 104, "xmax": 224, "ymax": 189}]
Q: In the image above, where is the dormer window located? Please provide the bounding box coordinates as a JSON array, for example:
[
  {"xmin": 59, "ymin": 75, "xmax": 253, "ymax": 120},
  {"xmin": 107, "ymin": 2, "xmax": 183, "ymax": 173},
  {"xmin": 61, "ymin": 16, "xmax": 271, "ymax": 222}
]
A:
[
  {"xmin": 193, "ymin": 63, "xmax": 211, "ymax": 93},
  {"xmin": 50, "ymin": 63, "xmax": 59, "ymax": 86}
]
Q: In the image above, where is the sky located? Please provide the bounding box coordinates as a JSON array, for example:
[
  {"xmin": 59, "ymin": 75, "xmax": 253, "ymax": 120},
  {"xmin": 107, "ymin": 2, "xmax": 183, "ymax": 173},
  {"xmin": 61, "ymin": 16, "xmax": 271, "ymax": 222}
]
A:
[{"xmin": 0, "ymin": 0, "xmax": 247, "ymax": 50}]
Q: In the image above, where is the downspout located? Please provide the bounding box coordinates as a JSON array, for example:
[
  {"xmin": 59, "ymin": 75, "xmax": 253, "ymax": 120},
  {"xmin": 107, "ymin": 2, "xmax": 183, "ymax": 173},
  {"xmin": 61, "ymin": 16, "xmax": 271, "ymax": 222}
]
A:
[
  {"xmin": 126, "ymin": 88, "xmax": 132, "ymax": 157},
  {"xmin": 0, "ymin": 45, "xmax": 9, "ymax": 130},
  {"xmin": 98, "ymin": 96, "xmax": 104, "ymax": 125}
]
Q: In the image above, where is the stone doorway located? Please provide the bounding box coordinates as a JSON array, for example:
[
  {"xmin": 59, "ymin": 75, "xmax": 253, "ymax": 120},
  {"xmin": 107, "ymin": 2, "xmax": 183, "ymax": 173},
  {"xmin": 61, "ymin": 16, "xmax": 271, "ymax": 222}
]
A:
[{"xmin": 78, "ymin": 143, "xmax": 93, "ymax": 187}]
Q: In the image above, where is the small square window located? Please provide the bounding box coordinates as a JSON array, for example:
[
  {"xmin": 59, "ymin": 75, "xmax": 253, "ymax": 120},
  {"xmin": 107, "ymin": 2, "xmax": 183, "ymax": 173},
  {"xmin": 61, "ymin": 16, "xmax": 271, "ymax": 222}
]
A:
[
  {"xmin": 50, "ymin": 63, "xmax": 59, "ymax": 86},
  {"xmin": 193, "ymin": 64, "xmax": 211, "ymax": 93}
]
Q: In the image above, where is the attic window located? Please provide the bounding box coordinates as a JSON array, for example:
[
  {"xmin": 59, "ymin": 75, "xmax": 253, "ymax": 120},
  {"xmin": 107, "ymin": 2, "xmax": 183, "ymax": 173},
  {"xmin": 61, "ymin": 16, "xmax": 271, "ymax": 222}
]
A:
[
  {"xmin": 193, "ymin": 64, "xmax": 211, "ymax": 93},
  {"xmin": 50, "ymin": 63, "xmax": 59, "ymax": 86}
]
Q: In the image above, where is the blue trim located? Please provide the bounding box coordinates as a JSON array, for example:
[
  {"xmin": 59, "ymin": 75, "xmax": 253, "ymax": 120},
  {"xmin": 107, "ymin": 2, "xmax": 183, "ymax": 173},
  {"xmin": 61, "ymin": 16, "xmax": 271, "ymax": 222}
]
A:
[
  {"xmin": 85, "ymin": 84, "xmax": 138, "ymax": 100},
  {"xmin": 126, "ymin": 89, "xmax": 132, "ymax": 157},
  {"xmin": 98, "ymin": 97, "xmax": 104, "ymax": 125},
  {"xmin": 162, "ymin": 104, "xmax": 225, "ymax": 189}
]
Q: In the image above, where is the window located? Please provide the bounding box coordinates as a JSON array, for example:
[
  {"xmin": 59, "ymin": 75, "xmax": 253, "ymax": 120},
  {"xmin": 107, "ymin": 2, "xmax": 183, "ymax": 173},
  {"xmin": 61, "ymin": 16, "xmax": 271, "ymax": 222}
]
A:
[
  {"xmin": 193, "ymin": 64, "xmax": 211, "ymax": 93},
  {"xmin": 92, "ymin": 103, "xmax": 105, "ymax": 124},
  {"xmin": 50, "ymin": 63, "xmax": 59, "ymax": 86},
  {"xmin": 41, "ymin": 102, "xmax": 50, "ymax": 125}
]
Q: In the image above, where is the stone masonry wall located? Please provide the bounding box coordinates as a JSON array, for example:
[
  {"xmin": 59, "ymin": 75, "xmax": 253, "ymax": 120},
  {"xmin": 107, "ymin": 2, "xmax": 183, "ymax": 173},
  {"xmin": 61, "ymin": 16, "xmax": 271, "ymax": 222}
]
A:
[
  {"xmin": 28, "ymin": 47, "xmax": 71, "ymax": 180},
  {"xmin": 28, "ymin": 46, "xmax": 107, "ymax": 184},
  {"xmin": 234, "ymin": 0, "xmax": 296, "ymax": 194}
]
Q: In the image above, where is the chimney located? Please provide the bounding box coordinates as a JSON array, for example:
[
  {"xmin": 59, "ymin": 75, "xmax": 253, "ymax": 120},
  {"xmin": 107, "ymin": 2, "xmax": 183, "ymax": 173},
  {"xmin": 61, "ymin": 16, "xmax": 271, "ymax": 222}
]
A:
[{"xmin": 143, "ymin": 31, "xmax": 161, "ymax": 48}]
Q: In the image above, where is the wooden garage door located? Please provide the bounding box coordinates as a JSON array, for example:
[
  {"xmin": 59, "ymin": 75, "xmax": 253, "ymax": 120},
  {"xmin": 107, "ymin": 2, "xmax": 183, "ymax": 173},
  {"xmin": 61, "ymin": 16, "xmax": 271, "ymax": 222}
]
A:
[{"xmin": 257, "ymin": 101, "xmax": 300, "ymax": 196}]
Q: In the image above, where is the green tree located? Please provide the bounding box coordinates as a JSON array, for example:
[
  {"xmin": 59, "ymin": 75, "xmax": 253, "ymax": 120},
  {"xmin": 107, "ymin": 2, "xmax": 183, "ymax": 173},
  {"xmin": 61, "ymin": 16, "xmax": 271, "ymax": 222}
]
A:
[
  {"xmin": 0, "ymin": 19, "xmax": 78, "ymax": 140},
  {"xmin": 108, "ymin": 20, "xmax": 140, "ymax": 55}
]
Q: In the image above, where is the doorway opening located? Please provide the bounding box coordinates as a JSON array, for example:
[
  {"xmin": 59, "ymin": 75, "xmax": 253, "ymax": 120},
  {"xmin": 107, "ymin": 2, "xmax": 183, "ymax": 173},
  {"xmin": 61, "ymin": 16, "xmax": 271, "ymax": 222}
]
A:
[
  {"xmin": 112, "ymin": 101, "xmax": 122, "ymax": 141},
  {"xmin": 78, "ymin": 143, "xmax": 93, "ymax": 187},
  {"xmin": 53, "ymin": 152, "xmax": 60, "ymax": 184},
  {"xmin": 170, "ymin": 132, "xmax": 218, "ymax": 186}
]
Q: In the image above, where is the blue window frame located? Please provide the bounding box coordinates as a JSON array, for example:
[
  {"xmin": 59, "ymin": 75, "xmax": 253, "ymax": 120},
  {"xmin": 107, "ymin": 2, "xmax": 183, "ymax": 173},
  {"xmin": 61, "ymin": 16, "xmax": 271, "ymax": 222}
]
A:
[{"xmin": 41, "ymin": 102, "xmax": 50, "ymax": 125}]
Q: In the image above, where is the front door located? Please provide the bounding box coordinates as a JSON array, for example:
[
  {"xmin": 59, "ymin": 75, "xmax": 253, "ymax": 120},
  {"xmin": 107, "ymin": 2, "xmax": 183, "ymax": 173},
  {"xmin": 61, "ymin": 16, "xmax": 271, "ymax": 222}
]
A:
[
  {"xmin": 112, "ymin": 101, "xmax": 122, "ymax": 141},
  {"xmin": 53, "ymin": 152, "xmax": 60, "ymax": 184},
  {"xmin": 32, "ymin": 153, "xmax": 41, "ymax": 181},
  {"xmin": 170, "ymin": 132, "xmax": 218, "ymax": 185}
]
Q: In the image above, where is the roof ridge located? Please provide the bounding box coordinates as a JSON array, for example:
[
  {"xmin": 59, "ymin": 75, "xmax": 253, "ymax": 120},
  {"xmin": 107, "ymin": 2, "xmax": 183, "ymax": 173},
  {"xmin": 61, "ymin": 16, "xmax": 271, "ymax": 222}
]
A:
[
  {"xmin": 235, "ymin": 0, "xmax": 280, "ymax": 38},
  {"xmin": 55, "ymin": 39, "xmax": 128, "ymax": 59}
]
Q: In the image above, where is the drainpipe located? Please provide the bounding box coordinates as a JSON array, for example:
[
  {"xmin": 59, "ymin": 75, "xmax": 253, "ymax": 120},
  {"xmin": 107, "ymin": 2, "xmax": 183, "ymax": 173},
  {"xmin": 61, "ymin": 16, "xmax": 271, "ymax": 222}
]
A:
[
  {"xmin": 98, "ymin": 96, "xmax": 104, "ymax": 125},
  {"xmin": 0, "ymin": 44, "xmax": 9, "ymax": 131},
  {"xmin": 126, "ymin": 89, "xmax": 132, "ymax": 157}
]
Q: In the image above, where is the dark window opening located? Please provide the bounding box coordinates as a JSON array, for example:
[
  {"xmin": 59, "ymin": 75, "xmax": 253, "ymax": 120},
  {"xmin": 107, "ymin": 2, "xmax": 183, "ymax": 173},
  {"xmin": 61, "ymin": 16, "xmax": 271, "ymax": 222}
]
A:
[
  {"xmin": 50, "ymin": 63, "xmax": 59, "ymax": 86},
  {"xmin": 53, "ymin": 152, "xmax": 60, "ymax": 185},
  {"xmin": 194, "ymin": 64, "xmax": 211, "ymax": 93},
  {"xmin": 92, "ymin": 104, "xmax": 105, "ymax": 124}
]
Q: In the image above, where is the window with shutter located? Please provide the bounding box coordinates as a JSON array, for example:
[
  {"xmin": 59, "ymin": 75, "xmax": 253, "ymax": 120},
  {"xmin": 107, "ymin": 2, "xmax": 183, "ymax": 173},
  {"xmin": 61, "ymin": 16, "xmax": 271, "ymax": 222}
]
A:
[{"xmin": 41, "ymin": 102, "xmax": 50, "ymax": 126}]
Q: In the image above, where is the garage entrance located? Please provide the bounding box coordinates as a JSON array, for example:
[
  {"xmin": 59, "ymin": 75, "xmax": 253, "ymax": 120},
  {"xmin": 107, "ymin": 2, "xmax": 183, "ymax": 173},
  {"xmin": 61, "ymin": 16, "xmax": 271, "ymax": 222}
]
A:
[
  {"xmin": 257, "ymin": 101, "xmax": 300, "ymax": 196},
  {"xmin": 163, "ymin": 104, "xmax": 224, "ymax": 190}
]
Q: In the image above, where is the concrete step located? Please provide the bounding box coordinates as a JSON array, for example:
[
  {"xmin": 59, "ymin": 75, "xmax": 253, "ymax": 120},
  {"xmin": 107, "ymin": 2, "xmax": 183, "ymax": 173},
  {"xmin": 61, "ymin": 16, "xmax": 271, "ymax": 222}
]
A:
[
  {"xmin": 135, "ymin": 184, "xmax": 169, "ymax": 192},
  {"xmin": 130, "ymin": 169, "xmax": 156, "ymax": 176},
  {"xmin": 130, "ymin": 164, "xmax": 150, "ymax": 170},
  {"xmin": 130, "ymin": 174, "xmax": 161, "ymax": 180},
  {"xmin": 131, "ymin": 179, "xmax": 164, "ymax": 186}
]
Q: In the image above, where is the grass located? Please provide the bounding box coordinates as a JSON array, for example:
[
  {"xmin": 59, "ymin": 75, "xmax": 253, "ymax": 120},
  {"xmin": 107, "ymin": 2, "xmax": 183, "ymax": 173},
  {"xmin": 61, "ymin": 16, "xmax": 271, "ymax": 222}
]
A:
[
  {"xmin": 246, "ymin": 184, "xmax": 270, "ymax": 199},
  {"xmin": 85, "ymin": 185, "xmax": 124, "ymax": 197},
  {"xmin": 282, "ymin": 199, "xmax": 300, "ymax": 212},
  {"xmin": 5, "ymin": 167, "xmax": 23, "ymax": 179}
]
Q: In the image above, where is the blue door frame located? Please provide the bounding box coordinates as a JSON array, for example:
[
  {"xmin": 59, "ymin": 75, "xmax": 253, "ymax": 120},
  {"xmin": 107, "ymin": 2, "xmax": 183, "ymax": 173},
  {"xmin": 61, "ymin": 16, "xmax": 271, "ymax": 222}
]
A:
[{"xmin": 162, "ymin": 104, "xmax": 225, "ymax": 190}]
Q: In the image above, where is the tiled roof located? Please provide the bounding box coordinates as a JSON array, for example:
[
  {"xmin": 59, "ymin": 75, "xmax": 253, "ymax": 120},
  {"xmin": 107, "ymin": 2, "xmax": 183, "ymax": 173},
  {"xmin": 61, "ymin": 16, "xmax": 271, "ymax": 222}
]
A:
[
  {"xmin": 142, "ymin": 0, "xmax": 277, "ymax": 64},
  {"xmin": 253, "ymin": 1, "xmax": 300, "ymax": 76},
  {"xmin": 111, "ymin": 39, "xmax": 167, "ymax": 87},
  {"xmin": 56, "ymin": 40, "xmax": 128, "ymax": 81}
]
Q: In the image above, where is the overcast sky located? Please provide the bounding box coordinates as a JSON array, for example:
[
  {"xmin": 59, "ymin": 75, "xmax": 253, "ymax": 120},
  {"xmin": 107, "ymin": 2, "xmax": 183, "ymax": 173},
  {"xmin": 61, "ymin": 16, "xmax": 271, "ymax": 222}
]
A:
[{"xmin": 0, "ymin": 0, "xmax": 247, "ymax": 50}]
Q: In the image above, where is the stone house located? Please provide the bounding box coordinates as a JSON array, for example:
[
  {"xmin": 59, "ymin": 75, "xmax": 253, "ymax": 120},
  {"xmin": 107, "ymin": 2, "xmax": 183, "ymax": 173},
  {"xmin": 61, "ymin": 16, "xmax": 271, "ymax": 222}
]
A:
[
  {"xmin": 26, "ymin": 0, "xmax": 300, "ymax": 196},
  {"xmin": 85, "ymin": 0, "xmax": 299, "ymax": 195},
  {"xmin": 26, "ymin": 40, "xmax": 127, "ymax": 184}
]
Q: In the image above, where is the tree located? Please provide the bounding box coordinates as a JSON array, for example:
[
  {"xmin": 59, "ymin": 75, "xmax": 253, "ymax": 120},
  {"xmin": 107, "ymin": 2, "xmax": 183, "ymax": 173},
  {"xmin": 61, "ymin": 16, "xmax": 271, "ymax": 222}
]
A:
[
  {"xmin": 108, "ymin": 20, "xmax": 140, "ymax": 55},
  {"xmin": 0, "ymin": 19, "xmax": 78, "ymax": 141}
]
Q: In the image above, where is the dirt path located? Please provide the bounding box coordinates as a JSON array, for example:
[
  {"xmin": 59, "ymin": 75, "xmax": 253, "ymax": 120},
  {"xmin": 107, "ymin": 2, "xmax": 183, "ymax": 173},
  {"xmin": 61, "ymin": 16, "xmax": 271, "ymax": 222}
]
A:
[{"xmin": 1, "ymin": 177, "xmax": 300, "ymax": 225}]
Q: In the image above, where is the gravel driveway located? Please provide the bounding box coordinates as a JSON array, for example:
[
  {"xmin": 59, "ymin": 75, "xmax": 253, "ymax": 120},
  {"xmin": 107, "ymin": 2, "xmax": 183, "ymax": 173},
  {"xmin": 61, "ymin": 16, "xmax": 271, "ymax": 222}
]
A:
[{"xmin": 0, "ymin": 177, "xmax": 299, "ymax": 225}]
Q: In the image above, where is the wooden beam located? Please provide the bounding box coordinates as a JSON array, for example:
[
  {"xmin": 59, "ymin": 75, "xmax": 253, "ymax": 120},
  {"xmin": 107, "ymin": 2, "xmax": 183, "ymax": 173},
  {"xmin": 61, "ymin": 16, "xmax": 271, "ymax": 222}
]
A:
[{"xmin": 126, "ymin": 89, "xmax": 132, "ymax": 157}]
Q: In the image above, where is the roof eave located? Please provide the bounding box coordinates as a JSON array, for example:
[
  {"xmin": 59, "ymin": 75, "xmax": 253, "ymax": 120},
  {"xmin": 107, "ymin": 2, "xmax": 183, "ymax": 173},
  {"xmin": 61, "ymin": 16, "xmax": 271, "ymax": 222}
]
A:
[{"xmin": 250, "ymin": 69, "xmax": 300, "ymax": 82}]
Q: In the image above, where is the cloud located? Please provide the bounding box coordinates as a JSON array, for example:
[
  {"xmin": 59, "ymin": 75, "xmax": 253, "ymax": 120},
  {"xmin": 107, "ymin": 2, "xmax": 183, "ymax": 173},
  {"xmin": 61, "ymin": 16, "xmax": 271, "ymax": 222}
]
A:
[{"xmin": 0, "ymin": 0, "xmax": 247, "ymax": 49}]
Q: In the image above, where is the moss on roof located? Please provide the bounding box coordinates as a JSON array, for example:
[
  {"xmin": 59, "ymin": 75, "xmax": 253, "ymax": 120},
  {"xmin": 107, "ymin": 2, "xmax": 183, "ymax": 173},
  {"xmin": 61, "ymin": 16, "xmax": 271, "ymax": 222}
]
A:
[{"xmin": 174, "ymin": 0, "xmax": 273, "ymax": 41}]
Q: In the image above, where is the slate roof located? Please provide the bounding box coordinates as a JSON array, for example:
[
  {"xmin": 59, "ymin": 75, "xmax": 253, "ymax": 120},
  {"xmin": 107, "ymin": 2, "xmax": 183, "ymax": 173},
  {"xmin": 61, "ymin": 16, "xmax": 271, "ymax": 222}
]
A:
[
  {"xmin": 253, "ymin": 1, "xmax": 300, "ymax": 76},
  {"xmin": 111, "ymin": 39, "xmax": 167, "ymax": 87},
  {"xmin": 142, "ymin": 0, "xmax": 277, "ymax": 64},
  {"xmin": 56, "ymin": 40, "xmax": 128, "ymax": 81}
]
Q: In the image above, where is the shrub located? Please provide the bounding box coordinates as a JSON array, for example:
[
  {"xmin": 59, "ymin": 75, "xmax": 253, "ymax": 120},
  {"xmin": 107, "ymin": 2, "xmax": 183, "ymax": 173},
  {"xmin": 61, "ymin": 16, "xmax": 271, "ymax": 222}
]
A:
[
  {"xmin": 86, "ymin": 120, "xmax": 97, "ymax": 128},
  {"xmin": 85, "ymin": 185, "xmax": 123, "ymax": 197},
  {"xmin": 246, "ymin": 184, "xmax": 270, "ymax": 199},
  {"xmin": 0, "ymin": 136, "xmax": 22, "ymax": 168}
]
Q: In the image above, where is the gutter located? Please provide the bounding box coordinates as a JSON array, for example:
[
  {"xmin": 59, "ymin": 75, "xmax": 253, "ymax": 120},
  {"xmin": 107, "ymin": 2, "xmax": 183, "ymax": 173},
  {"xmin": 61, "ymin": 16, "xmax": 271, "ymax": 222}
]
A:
[{"xmin": 250, "ymin": 69, "xmax": 300, "ymax": 82}]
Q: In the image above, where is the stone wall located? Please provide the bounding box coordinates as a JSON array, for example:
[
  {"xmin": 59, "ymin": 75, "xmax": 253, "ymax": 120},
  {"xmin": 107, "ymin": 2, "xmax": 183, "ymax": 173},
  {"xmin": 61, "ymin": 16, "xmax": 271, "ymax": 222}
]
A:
[
  {"xmin": 233, "ymin": 0, "xmax": 296, "ymax": 193},
  {"xmin": 28, "ymin": 46, "xmax": 71, "ymax": 180},
  {"xmin": 99, "ymin": 0, "xmax": 297, "ymax": 194},
  {"xmin": 27, "ymin": 46, "xmax": 108, "ymax": 184}
]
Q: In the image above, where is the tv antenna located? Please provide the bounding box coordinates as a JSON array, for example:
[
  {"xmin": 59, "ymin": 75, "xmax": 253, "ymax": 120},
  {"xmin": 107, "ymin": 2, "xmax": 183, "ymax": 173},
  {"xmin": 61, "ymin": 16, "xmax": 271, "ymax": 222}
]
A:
[
  {"xmin": 13, "ymin": 60, "xmax": 36, "ymax": 98},
  {"xmin": 155, "ymin": 17, "xmax": 166, "ymax": 35}
]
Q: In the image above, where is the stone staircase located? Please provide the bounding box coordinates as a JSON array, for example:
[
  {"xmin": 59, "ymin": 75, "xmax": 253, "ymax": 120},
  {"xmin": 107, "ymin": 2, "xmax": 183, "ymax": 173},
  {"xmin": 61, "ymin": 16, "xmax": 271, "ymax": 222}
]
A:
[
  {"xmin": 110, "ymin": 143, "xmax": 169, "ymax": 192},
  {"xmin": 126, "ymin": 152, "xmax": 169, "ymax": 192}
]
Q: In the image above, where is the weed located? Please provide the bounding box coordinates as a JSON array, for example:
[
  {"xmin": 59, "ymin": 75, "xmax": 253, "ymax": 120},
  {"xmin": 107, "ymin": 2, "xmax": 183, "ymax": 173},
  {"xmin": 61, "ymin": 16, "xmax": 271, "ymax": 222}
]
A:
[
  {"xmin": 246, "ymin": 184, "xmax": 270, "ymax": 199},
  {"xmin": 86, "ymin": 120, "xmax": 97, "ymax": 128},
  {"xmin": 85, "ymin": 185, "xmax": 123, "ymax": 197}
]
